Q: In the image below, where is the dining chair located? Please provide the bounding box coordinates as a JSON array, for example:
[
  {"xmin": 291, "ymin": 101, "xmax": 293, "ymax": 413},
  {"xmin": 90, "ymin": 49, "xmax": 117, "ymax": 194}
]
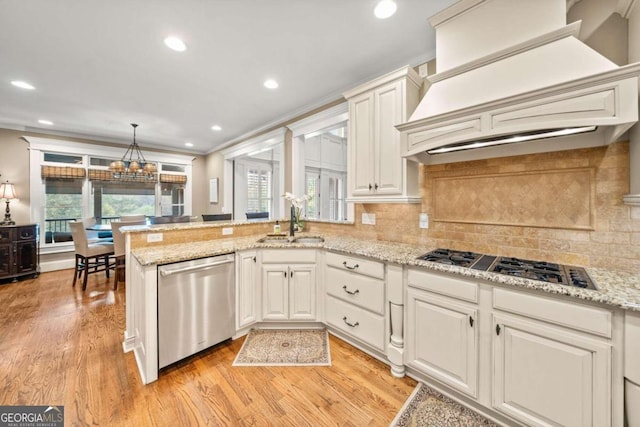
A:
[
  {"xmin": 202, "ymin": 213, "xmax": 232, "ymax": 222},
  {"xmin": 120, "ymin": 214, "xmax": 146, "ymax": 222},
  {"xmin": 110, "ymin": 220, "xmax": 146, "ymax": 290},
  {"xmin": 69, "ymin": 221, "xmax": 115, "ymax": 291}
]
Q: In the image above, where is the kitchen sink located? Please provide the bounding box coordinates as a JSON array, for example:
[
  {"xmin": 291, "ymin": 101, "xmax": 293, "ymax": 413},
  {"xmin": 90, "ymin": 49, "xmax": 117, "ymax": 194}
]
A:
[{"xmin": 292, "ymin": 236, "xmax": 325, "ymax": 244}]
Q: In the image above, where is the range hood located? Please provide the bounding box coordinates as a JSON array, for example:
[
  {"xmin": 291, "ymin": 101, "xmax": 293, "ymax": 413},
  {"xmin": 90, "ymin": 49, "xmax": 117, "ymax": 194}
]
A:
[{"xmin": 398, "ymin": 0, "xmax": 640, "ymax": 164}]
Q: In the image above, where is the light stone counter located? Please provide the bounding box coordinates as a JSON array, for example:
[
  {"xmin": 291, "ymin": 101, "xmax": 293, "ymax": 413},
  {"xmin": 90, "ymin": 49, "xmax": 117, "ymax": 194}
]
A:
[{"xmin": 130, "ymin": 233, "xmax": 640, "ymax": 312}]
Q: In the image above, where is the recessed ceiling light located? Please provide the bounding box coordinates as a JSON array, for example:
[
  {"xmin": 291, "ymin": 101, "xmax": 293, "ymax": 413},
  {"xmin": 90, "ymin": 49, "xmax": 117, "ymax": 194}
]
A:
[
  {"xmin": 185, "ymin": 142, "xmax": 194, "ymax": 147},
  {"xmin": 11, "ymin": 80, "xmax": 35, "ymax": 90},
  {"xmin": 264, "ymin": 79, "xmax": 279, "ymax": 89},
  {"xmin": 164, "ymin": 36, "xmax": 187, "ymax": 52},
  {"xmin": 374, "ymin": 0, "xmax": 397, "ymax": 19},
  {"xmin": 38, "ymin": 119, "xmax": 54, "ymax": 125},
  {"xmin": 211, "ymin": 125, "xmax": 222, "ymax": 131}
]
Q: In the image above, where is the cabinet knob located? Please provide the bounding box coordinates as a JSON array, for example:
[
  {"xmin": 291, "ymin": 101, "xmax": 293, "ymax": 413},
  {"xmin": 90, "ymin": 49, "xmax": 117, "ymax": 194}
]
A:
[
  {"xmin": 368, "ymin": 183, "xmax": 372, "ymax": 191},
  {"xmin": 374, "ymin": 183, "xmax": 378, "ymax": 190},
  {"xmin": 496, "ymin": 324, "xmax": 501, "ymax": 335},
  {"xmin": 252, "ymin": 256, "xmax": 256, "ymax": 263},
  {"xmin": 469, "ymin": 316, "xmax": 474, "ymax": 327},
  {"xmin": 283, "ymin": 271, "xmax": 287, "ymax": 278}
]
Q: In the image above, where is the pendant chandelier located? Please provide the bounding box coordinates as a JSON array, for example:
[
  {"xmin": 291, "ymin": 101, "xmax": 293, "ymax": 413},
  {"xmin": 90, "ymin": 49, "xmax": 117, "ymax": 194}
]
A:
[{"xmin": 109, "ymin": 123, "xmax": 157, "ymax": 179}]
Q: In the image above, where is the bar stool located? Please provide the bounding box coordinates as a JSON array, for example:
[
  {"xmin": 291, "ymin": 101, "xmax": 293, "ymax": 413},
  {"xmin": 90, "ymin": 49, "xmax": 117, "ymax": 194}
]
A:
[{"xmin": 69, "ymin": 222, "xmax": 115, "ymax": 290}]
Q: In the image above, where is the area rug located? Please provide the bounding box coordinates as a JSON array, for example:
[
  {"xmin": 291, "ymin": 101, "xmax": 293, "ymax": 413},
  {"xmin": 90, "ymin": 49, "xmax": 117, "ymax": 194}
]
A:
[
  {"xmin": 390, "ymin": 383, "xmax": 499, "ymax": 427},
  {"xmin": 232, "ymin": 329, "xmax": 331, "ymax": 366}
]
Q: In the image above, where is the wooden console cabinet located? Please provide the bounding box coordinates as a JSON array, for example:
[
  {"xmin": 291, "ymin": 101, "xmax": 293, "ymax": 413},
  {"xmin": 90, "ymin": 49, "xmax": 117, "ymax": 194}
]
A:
[{"xmin": 0, "ymin": 224, "xmax": 39, "ymax": 282}]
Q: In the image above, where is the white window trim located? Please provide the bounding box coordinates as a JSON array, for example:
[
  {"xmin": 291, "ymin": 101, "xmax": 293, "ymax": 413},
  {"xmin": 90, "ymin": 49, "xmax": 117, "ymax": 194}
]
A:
[
  {"xmin": 24, "ymin": 136, "xmax": 194, "ymax": 254},
  {"xmin": 221, "ymin": 128, "xmax": 286, "ymax": 218},
  {"xmin": 286, "ymin": 103, "xmax": 353, "ymax": 222}
]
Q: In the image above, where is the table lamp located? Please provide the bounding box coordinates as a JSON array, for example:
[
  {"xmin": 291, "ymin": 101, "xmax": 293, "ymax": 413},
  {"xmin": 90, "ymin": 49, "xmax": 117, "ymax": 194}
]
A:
[{"xmin": 0, "ymin": 181, "xmax": 18, "ymax": 225}]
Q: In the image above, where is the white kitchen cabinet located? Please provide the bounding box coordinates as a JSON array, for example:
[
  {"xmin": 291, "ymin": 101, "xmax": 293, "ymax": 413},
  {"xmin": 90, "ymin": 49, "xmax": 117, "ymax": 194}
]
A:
[
  {"xmin": 262, "ymin": 263, "xmax": 316, "ymax": 321},
  {"xmin": 236, "ymin": 250, "xmax": 258, "ymax": 330},
  {"xmin": 405, "ymin": 270, "xmax": 479, "ymax": 398},
  {"xmin": 625, "ymin": 312, "xmax": 640, "ymax": 427},
  {"xmin": 324, "ymin": 252, "xmax": 387, "ymax": 352},
  {"xmin": 490, "ymin": 286, "xmax": 617, "ymax": 427},
  {"xmin": 343, "ymin": 65, "xmax": 421, "ymax": 203},
  {"xmin": 406, "ymin": 275, "xmax": 478, "ymax": 398},
  {"xmin": 493, "ymin": 313, "xmax": 612, "ymax": 427}
]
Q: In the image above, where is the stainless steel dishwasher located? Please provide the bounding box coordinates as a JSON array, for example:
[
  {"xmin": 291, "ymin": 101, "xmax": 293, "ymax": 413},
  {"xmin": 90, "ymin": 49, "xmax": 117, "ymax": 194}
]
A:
[{"xmin": 158, "ymin": 253, "xmax": 235, "ymax": 369}]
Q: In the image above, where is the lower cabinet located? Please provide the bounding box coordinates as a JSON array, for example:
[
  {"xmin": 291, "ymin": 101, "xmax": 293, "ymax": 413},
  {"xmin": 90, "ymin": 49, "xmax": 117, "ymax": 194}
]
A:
[
  {"xmin": 262, "ymin": 264, "xmax": 316, "ymax": 321},
  {"xmin": 236, "ymin": 250, "xmax": 258, "ymax": 329},
  {"xmin": 406, "ymin": 287, "xmax": 478, "ymax": 398},
  {"xmin": 0, "ymin": 224, "xmax": 39, "ymax": 282},
  {"xmin": 492, "ymin": 314, "xmax": 612, "ymax": 427}
]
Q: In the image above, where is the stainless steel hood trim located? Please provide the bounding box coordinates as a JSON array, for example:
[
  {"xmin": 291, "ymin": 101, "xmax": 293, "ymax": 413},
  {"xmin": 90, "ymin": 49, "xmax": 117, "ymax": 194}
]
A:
[
  {"xmin": 426, "ymin": 126, "xmax": 597, "ymax": 154},
  {"xmin": 399, "ymin": 63, "xmax": 640, "ymax": 164}
]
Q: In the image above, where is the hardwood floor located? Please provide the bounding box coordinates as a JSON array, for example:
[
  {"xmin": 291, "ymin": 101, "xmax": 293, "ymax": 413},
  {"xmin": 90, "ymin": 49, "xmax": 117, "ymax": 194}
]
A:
[{"xmin": 0, "ymin": 270, "xmax": 417, "ymax": 426}]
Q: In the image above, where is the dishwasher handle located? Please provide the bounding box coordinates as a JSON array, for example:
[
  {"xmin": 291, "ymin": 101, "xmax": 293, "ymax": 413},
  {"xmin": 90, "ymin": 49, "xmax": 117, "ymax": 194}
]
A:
[{"xmin": 159, "ymin": 257, "xmax": 234, "ymax": 277}]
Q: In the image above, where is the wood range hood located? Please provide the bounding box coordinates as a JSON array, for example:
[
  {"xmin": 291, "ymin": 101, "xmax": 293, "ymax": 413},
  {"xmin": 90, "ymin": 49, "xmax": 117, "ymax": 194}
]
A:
[{"xmin": 397, "ymin": 0, "xmax": 640, "ymax": 165}]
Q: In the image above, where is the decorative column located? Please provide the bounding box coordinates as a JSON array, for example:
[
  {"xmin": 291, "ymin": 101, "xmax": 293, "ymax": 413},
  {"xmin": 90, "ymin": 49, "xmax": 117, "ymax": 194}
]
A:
[{"xmin": 387, "ymin": 264, "xmax": 405, "ymax": 377}]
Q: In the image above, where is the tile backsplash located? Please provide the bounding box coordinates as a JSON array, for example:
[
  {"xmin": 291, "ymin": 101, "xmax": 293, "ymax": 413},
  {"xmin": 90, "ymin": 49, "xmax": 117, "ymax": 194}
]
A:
[{"xmin": 309, "ymin": 141, "xmax": 639, "ymax": 274}]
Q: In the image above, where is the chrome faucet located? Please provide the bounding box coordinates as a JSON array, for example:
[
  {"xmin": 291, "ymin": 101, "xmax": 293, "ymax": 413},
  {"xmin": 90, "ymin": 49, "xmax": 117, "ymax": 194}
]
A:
[{"xmin": 289, "ymin": 205, "xmax": 296, "ymax": 237}]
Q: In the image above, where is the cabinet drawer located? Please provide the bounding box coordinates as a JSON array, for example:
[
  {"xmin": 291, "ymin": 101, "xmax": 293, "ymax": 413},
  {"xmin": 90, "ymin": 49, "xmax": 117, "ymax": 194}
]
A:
[
  {"xmin": 325, "ymin": 251, "xmax": 384, "ymax": 279},
  {"xmin": 325, "ymin": 295, "xmax": 385, "ymax": 351},
  {"xmin": 261, "ymin": 249, "xmax": 316, "ymax": 264},
  {"xmin": 17, "ymin": 226, "xmax": 36, "ymax": 241},
  {"xmin": 0, "ymin": 228, "xmax": 11, "ymax": 243},
  {"xmin": 493, "ymin": 288, "xmax": 612, "ymax": 338},
  {"xmin": 408, "ymin": 269, "xmax": 478, "ymax": 303},
  {"xmin": 326, "ymin": 266, "xmax": 385, "ymax": 314}
]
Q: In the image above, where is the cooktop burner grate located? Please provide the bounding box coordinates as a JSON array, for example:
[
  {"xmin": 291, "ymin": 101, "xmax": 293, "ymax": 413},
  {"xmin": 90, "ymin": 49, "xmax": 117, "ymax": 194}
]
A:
[{"xmin": 417, "ymin": 249, "xmax": 597, "ymax": 290}]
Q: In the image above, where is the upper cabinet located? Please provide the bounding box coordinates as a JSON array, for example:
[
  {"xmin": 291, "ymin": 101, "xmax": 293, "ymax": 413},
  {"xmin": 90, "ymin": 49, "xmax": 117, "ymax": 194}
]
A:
[{"xmin": 343, "ymin": 65, "xmax": 422, "ymax": 203}]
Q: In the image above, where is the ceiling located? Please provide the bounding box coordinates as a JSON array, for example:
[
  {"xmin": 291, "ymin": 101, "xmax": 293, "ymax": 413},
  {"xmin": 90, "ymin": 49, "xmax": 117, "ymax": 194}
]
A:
[{"xmin": 0, "ymin": 0, "xmax": 456, "ymax": 155}]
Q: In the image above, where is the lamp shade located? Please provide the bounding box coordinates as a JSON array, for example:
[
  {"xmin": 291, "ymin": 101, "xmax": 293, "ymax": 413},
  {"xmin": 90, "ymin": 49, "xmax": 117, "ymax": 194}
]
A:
[{"xmin": 0, "ymin": 182, "xmax": 17, "ymax": 200}]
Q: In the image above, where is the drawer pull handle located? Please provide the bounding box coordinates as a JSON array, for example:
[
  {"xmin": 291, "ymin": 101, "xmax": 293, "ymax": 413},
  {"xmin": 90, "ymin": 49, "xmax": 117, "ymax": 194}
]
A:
[
  {"xmin": 496, "ymin": 324, "xmax": 501, "ymax": 336},
  {"xmin": 342, "ymin": 316, "xmax": 359, "ymax": 328},
  {"xmin": 342, "ymin": 261, "xmax": 359, "ymax": 270},
  {"xmin": 342, "ymin": 285, "xmax": 359, "ymax": 295},
  {"xmin": 469, "ymin": 316, "xmax": 474, "ymax": 327}
]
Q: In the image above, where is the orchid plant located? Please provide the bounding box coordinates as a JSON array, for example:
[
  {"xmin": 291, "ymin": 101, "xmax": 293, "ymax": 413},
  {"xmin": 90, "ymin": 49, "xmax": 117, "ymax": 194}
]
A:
[{"xmin": 283, "ymin": 192, "xmax": 311, "ymax": 230}]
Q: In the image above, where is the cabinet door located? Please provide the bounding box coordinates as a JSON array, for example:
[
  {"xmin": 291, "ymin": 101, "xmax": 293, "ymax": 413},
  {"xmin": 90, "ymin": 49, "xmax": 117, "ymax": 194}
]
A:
[
  {"xmin": 493, "ymin": 314, "xmax": 611, "ymax": 427},
  {"xmin": 262, "ymin": 265, "xmax": 289, "ymax": 320},
  {"xmin": 406, "ymin": 288, "xmax": 478, "ymax": 398},
  {"xmin": 236, "ymin": 251, "xmax": 258, "ymax": 329},
  {"xmin": 374, "ymin": 80, "xmax": 403, "ymax": 195},
  {"xmin": 0, "ymin": 243, "xmax": 11, "ymax": 277},
  {"xmin": 16, "ymin": 241, "xmax": 37, "ymax": 274},
  {"xmin": 349, "ymin": 92, "xmax": 375, "ymax": 196},
  {"xmin": 289, "ymin": 265, "xmax": 316, "ymax": 320}
]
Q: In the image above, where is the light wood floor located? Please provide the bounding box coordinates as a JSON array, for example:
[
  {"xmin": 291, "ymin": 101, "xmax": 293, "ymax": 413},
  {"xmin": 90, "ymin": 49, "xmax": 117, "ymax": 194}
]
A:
[{"xmin": 0, "ymin": 270, "xmax": 417, "ymax": 426}]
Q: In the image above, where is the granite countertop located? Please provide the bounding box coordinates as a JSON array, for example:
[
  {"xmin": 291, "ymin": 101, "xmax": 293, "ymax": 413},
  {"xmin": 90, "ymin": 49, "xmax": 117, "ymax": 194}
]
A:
[
  {"xmin": 130, "ymin": 233, "xmax": 640, "ymax": 312},
  {"xmin": 121, "ymin": 218, "xmax": 354, "ymax": 234}
]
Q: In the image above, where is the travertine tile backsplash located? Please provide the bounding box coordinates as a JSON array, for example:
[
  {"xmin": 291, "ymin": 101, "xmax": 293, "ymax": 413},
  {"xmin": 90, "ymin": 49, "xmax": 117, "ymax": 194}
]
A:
[{"xmin": 310, "ymin": 141, "xmax": 639, "ymax": 274}]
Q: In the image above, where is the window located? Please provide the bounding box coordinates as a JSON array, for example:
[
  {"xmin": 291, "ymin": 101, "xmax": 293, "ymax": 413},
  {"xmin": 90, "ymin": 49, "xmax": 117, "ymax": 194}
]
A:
[
  {"xmin": 26, "ymin": 137, "xmax": 194, "ymax": 252},
  {"xmin": 328, "ymin": 175, "xmax": 346, "ymax": 221},
  {"xmin": 44, "ymin": 178, "xmax": 83, "ymax": 243},
  {"xmin": 246, "ymin": 168, "xmax": 272, "ymax": 214},
  {"xmin": 161, "ymin": 183, "xmax": 185, "ymax": 216},
  {"xmin": 91, "ymin": 181, "xmax": 156, "ymax": 220},
  {"xmin": 305, "ymin": 170, "xmax": 320, "ymax": 219}
]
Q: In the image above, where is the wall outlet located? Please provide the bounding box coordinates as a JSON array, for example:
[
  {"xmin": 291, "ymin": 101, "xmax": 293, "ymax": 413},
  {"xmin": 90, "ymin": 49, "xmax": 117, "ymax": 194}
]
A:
[
  {"xmin": 222, "ymin": 227, "xmax": 234, "ymax": 235},
  {"xmin": 418, "ymin": 63, "xmax": 429, "ymax": 78},
  {"xmin": 147, "ymin": 233, "xmax": 163, "ymax": 243},
  {"xmin": 362, "ymin": 213, "xmax": 376, "ymax": 225},
  {"xmin": 419, "ymin": 213, "xmax": 429, "ymax": 229}
]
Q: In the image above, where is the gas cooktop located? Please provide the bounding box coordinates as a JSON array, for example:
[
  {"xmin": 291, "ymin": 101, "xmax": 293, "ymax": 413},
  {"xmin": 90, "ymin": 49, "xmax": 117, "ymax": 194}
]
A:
[{"xmin": 417, "ymin": 248, "xmax": 597, "ymax": 290}]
